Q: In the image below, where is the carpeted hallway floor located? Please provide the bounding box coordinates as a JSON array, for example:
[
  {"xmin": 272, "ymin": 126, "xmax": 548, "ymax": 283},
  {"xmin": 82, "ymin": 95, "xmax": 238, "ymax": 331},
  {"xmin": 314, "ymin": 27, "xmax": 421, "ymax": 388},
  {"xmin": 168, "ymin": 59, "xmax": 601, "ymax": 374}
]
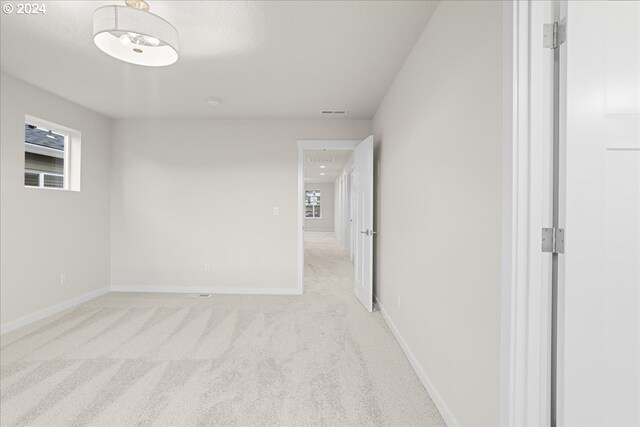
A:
[{"xmin": 0, "ymin": 232, "xmax": 445, "ymax": 426}]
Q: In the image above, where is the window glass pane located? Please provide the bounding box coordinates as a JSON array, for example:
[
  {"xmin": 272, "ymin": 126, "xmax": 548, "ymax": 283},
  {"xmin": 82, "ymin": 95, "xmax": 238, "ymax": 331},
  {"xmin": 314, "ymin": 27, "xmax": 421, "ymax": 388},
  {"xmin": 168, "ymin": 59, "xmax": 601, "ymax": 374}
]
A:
[
  {"xmin": 24, "ymin": 172, "xmax": 39, "ymax": 187},
  {"xmin": 24, "ymin": 123, "xmax": 66, "ymax": 189},
  {"xmin": 305, "ymin": 190, "xmax": 321, "ymax": 218},
  {"xmin": 43, "ymin": 174, "xmax": 64, "ymax": 188},
  {"xmin": 25, "ymin": 152, "xmax": 64, "ymax": 174}
]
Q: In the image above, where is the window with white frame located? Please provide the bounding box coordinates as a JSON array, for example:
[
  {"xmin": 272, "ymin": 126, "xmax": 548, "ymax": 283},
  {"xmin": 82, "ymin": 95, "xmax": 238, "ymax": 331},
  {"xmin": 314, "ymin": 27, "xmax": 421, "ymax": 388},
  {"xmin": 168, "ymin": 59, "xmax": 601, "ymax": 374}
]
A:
[
  {"xmin": 24, "ymin": 117, "xmax": 80, "ymax": 191},
  {"xmin": 305, "ymin": 189, "xmax": 321, "ymax": 218}
]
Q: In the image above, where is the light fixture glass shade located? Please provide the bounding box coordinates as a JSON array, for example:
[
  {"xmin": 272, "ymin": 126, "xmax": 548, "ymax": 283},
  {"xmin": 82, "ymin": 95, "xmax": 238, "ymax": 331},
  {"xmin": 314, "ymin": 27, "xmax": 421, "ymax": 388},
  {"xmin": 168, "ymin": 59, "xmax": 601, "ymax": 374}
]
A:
[{"xmin": 93, "ymin": 6, "xmax": 178, "ymax": 66}]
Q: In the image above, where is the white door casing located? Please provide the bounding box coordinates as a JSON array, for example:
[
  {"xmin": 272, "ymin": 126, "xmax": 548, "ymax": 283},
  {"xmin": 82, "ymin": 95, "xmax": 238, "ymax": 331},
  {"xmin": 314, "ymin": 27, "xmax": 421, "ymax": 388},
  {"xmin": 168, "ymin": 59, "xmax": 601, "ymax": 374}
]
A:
[
  {"xmin": 501, "ymin": 1, "xmax": 556, "ymax": 424},
  {"xmin": 354, "ymin": 135, "xmax": 374, "ymax": 312}
]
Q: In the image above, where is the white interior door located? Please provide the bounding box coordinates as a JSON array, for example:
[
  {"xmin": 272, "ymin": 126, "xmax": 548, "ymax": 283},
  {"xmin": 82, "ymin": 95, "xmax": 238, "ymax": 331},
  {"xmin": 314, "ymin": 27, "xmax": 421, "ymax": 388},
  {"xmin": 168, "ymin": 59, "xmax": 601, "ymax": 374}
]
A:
[
  {"xmin": 561, "ymin": 1, "xmax": 640, "ymax": 426},
  {"xmin": 354, "ymin": 135, "xmax": 374, "ymax": 312},
  {"xmin": 349, "ymin": 169, "xmax": 356, "ymax": 261}
]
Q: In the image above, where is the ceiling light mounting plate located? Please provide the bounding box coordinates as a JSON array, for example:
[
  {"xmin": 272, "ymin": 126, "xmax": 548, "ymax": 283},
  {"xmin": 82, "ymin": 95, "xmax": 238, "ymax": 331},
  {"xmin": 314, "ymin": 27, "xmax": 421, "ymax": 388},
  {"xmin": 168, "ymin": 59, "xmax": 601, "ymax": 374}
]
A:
[{"xmin": 125, "ymin": 0, "xmax": 150, "ymax": 11}]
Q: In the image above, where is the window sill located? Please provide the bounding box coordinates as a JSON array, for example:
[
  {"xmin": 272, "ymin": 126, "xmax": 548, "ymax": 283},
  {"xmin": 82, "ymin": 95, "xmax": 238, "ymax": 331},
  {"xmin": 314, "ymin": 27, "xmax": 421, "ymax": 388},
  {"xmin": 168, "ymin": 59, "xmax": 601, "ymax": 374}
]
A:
[{"xmin": 24, "ymin": 186, "xmax": 80, "ymax": 192}]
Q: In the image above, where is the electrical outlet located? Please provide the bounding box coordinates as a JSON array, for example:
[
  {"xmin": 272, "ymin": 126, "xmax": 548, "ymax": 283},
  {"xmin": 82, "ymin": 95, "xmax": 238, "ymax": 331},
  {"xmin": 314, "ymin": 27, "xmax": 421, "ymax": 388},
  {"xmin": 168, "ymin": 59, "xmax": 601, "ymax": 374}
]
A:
[
  {"xmin": 273, "ymin": 207, "xmax": 279, "ymax": 216},
  {"xmin": 60, "ymin": 273, "xmax": 67, "ymax": 285}
]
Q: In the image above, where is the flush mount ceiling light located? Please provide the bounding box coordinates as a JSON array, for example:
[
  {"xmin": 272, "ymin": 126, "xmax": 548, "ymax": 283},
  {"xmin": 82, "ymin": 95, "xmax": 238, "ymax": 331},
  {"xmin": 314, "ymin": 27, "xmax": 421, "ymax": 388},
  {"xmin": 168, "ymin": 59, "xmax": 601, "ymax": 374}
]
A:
[{"xmin": 93, "ymin": 0, "xmax": 178, "ymax": 66}]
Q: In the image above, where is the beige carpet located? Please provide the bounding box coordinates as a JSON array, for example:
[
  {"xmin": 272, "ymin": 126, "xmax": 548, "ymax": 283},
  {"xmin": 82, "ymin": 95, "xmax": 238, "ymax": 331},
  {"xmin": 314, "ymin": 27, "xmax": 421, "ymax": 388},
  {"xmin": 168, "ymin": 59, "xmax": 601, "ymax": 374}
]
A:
[{"xmin": 0, "ymin": 232, "xmax": 445, "ymax": 426}]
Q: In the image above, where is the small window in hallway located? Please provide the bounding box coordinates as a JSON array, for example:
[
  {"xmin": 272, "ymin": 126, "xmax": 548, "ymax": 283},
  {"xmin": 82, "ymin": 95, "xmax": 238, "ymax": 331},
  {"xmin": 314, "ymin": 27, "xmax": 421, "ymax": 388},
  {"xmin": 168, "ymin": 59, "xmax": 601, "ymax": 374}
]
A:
[{"xmin": 305, "ymin": 189, "xmax": 321, "ymax": 218}]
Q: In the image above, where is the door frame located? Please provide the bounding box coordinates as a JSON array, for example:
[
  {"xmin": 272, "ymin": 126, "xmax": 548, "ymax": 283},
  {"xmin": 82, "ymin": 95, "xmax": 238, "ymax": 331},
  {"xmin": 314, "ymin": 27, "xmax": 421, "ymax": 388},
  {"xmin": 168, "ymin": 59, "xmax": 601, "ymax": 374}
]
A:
[
  {"xmin": 296, "ymin": 139, "xmax": 360, "ymax": 294},
  {"xmin": 501, "ymin": 1, "xmax": 562, "ymax": 425}
]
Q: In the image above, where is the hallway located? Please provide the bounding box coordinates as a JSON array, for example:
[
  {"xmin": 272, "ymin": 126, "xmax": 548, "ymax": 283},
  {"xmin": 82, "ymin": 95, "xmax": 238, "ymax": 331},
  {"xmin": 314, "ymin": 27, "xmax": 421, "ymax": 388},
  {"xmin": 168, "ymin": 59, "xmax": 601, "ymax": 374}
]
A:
[
  {"xmin": 0, "ymin": 232, "xmax": 444, "ymax": 426},
  {"xmin": 301, "ymin": 231, "xmax": 446, "ymax": 425}
]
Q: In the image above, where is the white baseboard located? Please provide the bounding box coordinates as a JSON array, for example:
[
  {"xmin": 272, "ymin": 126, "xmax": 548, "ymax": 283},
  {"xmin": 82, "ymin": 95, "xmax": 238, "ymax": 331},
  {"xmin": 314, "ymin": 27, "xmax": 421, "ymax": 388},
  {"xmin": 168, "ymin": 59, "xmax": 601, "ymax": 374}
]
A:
[
  {"xmin": 0, "ymin": 287, "xmax": 110, "ymax": 335},
  {"xmin": 375, "ymin": 296, "xmax": 458, "ymax": 427},
  {"xmin": 110, "ymin": 285, "xmax": 302, "ymax": 296}
]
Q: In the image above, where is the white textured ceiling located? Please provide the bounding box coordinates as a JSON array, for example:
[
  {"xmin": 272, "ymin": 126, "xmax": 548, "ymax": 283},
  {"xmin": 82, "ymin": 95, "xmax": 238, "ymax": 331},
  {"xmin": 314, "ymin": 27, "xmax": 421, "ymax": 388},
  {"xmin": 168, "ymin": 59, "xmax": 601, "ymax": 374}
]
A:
[
  {"xmin": 305, "ymin": 149, "xmax": 352, "ymax": 183},
  {"xmin": 0, "ymin": 1, "xmax": 437, "ymax": 119}
]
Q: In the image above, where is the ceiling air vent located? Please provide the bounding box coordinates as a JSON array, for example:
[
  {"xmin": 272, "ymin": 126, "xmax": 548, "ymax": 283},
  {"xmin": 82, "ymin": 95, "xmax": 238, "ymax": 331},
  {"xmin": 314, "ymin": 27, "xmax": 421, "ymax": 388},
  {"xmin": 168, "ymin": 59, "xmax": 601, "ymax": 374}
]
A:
[
  {"xmin": 321, "ymin": 110, "xmax": 347, "ymax": 115},
  {"xmin": 307, "ymin": 157, "xmax": 336, "ymax": 164}
]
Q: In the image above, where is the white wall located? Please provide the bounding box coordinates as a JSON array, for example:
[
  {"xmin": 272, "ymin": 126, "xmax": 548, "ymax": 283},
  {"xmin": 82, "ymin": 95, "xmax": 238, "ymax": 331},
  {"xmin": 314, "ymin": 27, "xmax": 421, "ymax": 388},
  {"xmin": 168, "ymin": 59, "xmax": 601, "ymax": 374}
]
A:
[
  {"xmin": 372, "ymin": 2, "xmax": 503, "ymax": 425},
  {"xmin": 111, "ymin": 119, "xmax": 370, "ymax": 291},
  {"xmin": 304, "ymin": 182, "xmax": 335, "ymax": 231},
  {"xmin": 0, "ymin": 73, "xmax": 112, "ymax": 327}
]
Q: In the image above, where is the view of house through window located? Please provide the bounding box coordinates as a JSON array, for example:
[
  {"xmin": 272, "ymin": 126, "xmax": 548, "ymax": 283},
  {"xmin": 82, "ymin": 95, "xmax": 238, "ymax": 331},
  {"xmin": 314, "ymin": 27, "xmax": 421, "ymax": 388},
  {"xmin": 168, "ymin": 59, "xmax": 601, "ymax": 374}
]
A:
[
  {"xmin": 24, "ymin": 121, "xmax": 68, "ymax": 189},
  {"xmin": 305, "ymin": 189, "xmax": 321, "ymax": 218}
]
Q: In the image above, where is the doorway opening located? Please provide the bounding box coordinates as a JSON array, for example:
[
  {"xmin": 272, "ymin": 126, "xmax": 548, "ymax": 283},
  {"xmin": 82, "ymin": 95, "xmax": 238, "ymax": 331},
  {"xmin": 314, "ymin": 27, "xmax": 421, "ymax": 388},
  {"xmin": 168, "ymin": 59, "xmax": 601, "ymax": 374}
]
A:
[{"xmin": 297, "ymin": 138, "xmax": 374, "ymax": 311}]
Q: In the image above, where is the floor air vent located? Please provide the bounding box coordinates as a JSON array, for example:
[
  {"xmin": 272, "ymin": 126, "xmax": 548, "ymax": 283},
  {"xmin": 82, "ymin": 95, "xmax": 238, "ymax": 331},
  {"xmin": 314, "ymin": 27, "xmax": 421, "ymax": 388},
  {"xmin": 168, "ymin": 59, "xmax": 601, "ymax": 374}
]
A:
[{"xmin": 186, "ymin": 294, "xmax": 212, "ymax": 298}]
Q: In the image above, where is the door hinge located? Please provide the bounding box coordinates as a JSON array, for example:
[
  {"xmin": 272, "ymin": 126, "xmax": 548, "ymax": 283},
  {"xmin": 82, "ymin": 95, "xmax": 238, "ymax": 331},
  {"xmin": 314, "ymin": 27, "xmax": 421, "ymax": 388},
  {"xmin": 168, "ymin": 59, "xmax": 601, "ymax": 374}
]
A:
[
  {"xmin": 542, "ymin": 227, "xmax": 565, "ymax": 254},
  {"xmin": 544, "ymin": 19, "xmax": 566, "ymax": 49}
]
